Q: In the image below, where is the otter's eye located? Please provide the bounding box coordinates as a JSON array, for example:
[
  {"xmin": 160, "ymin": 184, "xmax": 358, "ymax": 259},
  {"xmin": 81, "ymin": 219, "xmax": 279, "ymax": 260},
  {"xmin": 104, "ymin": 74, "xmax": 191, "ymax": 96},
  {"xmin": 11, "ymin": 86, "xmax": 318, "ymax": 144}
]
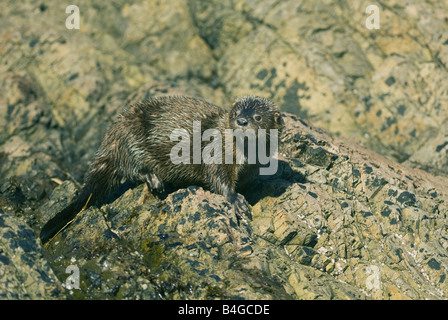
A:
[{"xmin": 254, "ymin": 115, "xmax": 262, "ymax": 121}]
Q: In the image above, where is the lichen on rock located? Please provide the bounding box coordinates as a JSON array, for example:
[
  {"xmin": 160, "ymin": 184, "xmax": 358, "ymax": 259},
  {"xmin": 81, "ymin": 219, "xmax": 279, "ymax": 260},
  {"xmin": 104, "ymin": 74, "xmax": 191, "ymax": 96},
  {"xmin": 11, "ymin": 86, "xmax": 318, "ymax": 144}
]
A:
[{"xmin": 1, "ymin": 0, "xmax": 448, "ymax": 300}]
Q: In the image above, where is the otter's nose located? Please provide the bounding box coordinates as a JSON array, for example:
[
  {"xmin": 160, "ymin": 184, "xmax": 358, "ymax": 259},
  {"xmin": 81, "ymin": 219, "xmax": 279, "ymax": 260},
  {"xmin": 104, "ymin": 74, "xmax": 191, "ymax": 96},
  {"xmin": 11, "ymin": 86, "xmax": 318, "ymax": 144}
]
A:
[{"xmin": 237, "ymin": 118, "xmax": 248, "ymax": 126}]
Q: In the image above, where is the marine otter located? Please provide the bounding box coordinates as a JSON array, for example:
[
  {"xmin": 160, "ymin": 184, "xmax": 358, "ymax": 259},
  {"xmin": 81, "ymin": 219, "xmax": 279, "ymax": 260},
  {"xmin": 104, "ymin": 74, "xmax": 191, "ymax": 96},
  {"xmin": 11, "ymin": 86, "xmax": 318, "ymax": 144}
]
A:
[{"xmin": 40, "ymin": 96, "xmax": 283, "ymax": 244}]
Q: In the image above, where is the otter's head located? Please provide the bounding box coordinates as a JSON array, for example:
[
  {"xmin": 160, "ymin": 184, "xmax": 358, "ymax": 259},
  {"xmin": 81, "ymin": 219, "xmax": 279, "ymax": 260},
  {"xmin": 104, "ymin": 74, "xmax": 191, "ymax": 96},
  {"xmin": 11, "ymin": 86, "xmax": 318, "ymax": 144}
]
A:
[{"xmin": 229, "ymin": 96, "xmax": 283, "ymax": 131}]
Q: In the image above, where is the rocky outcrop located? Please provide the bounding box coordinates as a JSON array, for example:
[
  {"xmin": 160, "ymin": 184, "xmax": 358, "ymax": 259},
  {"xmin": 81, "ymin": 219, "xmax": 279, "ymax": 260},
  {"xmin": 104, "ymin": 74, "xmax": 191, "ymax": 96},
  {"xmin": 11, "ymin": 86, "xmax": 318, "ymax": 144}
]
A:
[
  {"xmin": 1, "ymin": 0, "xmax": 448, "ymax": 300},
  {"xmin": 27, "ymin": 112, "xmax": 446, "ymax": 300},
  {"xmin": 0, "ymin": 208, "xmax": 62, "ymax": 299}
]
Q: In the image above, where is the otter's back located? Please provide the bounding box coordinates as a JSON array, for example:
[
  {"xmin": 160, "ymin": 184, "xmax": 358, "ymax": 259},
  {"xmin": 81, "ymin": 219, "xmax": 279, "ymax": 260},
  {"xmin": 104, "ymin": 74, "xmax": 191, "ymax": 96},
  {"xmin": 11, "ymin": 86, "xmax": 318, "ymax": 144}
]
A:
[{"xmin": 119, "ymin": 96, "xmax": 226, "ymax": 186}]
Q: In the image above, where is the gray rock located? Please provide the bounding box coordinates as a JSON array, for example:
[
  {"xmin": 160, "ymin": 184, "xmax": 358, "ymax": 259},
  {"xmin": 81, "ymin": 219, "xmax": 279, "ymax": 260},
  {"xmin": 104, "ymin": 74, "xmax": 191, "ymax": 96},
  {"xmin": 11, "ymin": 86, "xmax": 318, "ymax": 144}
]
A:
[
  {"xmin": 35, "ymin": 112, "xmax": 448, "ymax": 300},
  {"xmin": 1, "ymin": 0, "xmax": 448, "ymax": 300},
  {"xmin": 0, "ymin": 209, "xmax": 63, "ymax": 299}
]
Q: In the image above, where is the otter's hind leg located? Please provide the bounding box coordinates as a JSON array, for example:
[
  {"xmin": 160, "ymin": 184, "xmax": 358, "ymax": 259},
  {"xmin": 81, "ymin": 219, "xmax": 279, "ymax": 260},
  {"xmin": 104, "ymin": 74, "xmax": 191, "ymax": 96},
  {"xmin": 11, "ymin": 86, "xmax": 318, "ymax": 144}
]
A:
[{"xmin": 143, "ymin": 171, "xmax": 165, "ymax": 193}]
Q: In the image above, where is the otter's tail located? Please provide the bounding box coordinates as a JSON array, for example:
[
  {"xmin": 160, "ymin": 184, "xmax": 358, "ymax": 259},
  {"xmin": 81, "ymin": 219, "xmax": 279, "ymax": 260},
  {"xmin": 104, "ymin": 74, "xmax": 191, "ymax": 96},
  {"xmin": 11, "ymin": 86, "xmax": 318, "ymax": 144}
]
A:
[
  {"xmin": 39, "ymin": 186, "xmax": 95, "ymax": 245},
  {"xmin": 40, "ymin": 163, "xmax": 122, "ymax": 245}
]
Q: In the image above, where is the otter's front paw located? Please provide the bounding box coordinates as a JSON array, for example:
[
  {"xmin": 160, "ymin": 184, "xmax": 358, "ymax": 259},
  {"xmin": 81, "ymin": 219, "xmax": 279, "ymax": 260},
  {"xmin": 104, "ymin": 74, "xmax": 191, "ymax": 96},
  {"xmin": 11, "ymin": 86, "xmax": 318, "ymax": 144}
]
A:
[{"xmin": 229, "ymin": 193, "xmax": 252, "ymax": 221}]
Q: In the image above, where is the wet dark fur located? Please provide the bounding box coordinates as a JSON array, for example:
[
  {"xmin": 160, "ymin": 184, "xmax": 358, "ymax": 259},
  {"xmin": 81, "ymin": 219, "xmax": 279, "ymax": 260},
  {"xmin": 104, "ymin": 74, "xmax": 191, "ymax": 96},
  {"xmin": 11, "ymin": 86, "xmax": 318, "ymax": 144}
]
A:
[{"xmin": 40, "ymin": 96, "xmax": 283, "ymax": 244}]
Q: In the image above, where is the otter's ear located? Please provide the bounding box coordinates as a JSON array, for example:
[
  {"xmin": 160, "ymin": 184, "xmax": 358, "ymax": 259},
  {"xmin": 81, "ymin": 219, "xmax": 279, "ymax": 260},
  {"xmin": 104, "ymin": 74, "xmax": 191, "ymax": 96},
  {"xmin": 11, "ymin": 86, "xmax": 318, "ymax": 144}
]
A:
[{"xmin": 274, "ymin": 111, "xmax": 282, "ymax": 125}]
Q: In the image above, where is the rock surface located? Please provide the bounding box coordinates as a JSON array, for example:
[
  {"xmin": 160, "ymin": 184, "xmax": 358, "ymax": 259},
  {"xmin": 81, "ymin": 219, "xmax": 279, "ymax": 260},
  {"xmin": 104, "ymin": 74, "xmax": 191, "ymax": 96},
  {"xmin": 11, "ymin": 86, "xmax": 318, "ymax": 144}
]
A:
[
  {"xmin": 1, "ymin": 0, "xmax": 448, "ymax": 300},
  {"xmin": 0, "ymin": 208, "xmax": 62, "ymax": 299}
]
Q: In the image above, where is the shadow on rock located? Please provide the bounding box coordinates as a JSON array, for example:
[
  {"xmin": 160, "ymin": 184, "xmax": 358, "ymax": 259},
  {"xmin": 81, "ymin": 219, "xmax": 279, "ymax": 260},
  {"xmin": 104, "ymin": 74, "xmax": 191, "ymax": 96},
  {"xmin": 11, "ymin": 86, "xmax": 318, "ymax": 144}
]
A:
[{"xmin": 242, "ymin": 159, "xmax": 306, "ymax": 206}]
